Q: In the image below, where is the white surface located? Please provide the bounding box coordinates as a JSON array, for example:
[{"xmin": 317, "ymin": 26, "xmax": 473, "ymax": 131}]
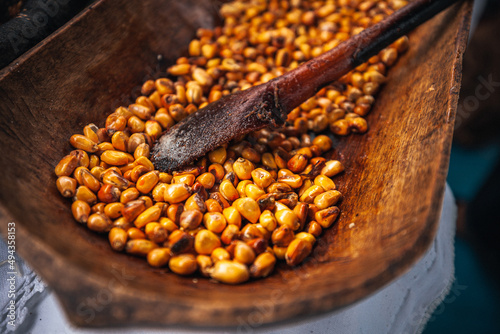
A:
[{"xmin": 11, "ymin": 184, "xmax": 457, "ymax": 334}]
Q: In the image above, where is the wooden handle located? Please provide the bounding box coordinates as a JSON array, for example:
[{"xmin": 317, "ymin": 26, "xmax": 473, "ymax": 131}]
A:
[{"xmin": 274, "ymin": 0, "xmax": 462, "ymax": 112}]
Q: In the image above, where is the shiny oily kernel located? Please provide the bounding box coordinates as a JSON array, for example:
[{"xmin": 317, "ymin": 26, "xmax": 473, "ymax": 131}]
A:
[
  {"xmin": 74, "ymin": 186, "xmax": 97, "ymax": 205},
  {"xmin": 55, "ymin": 154, "xmax": 78, "ymax": 177},
  {"xmin": 315, "ymin": 206, "xmax": 341, "ymax": 228},
  {"xmin": 314, "ymin": 190, "xmax": 342, "ymax": 210},
  {"xmin": 126, "ymin": 239, "xmax": 158, "ymax": 257},
  {"xmin": 295, "ymin": 232, "xmax": 316, "ymax": 246},
  {"xmin": 244, "ymin": 184, "xmax": 265, "ymax": 201},
  {"xmin": 147, "ymin": 248, "xmax": 171, "ymax": 268},
  {"xmin": 69, "ymin": 134, "xmax": 98, "ymax": 153},
  {"xmin": 219, "ymin": 179, "xmax": 239, "ymax": 202},
  {"xmin": 275, "ymin": 209, "xmax": 301, "ymax": 231},
  {"xmin": 203, "ymin": 212, "xmax": 227, "ymax": 233},
  {"xmin": 250, "ymin": 252, "xmax": 276, "ymax": 278},
  {"xmin": 236, "ymin": 180, "xmax": 253, "ymax": 198},
  {"xmin": 233, "ymin": 197, "xmax": 261, "ymax": 224},
  {"xmin": 233, "ymin": 157, "xmax": 254, "ymax": 180},
  {"xmin": 145, "ymin": 222, "xmax": 168, "ymax": 243},
  {"xmin": 300, "ymin": 185, "xmax": 325, "ymax": 204},
  {"xmin": 172, "ymin": 173, "xmax": 196, "ymax": 186},
  {"xmin": 233, "ymin": 241, "xmax": 256, "ymax": 265},
  {"xmin": 211, "ymin": 247, "xmax": 231, "ymax": 263},
  {"xmin": 100, "ymin": 150, "xmax": 130, "ymax": 166},
  {"xmin": 197, "ymin": 255, "xmax": 213, "ymax": 277},
  {"xmin": 87, "ymin": 213, "xmax": 112, "ymax": 233},
  {"xmin": 136, "ymin": 171, "xmax": 159, "ymax": 194},
  {"xmin": 321, "ymin": 160, "xmax": 344, "ymax": 177},
  {"xmin": 222, "ymin": 206, "xmax": 242, "ymax": 228},
  {"xmin": 134, "ymin": 205, "xmax": 162, "ymax": 228},
  {"xmin": 195, "ymin": 229, "xmax": 221, "ymax": 255},
  {"xmin": 108, "ymin": 227, "xmax": 128, "ymax": 251},
  {"xmin": 56, "ymin": 176, "xmax": 77, "ymax": 198},
  {"xmin": 210, "ymin": 260, "xmax": 250, "ymax": 284},
  {"xmin": 251, "ymin": 168, "xmax": 273, "ymax": 189},
  {"xmin": 169, "ymin": 254, "xmax": 197, "ymax": 276},
  {"xmin": 196, "ymin": 172, "xmax": 216, "ymax": 189},
  {"xmin": 285, "ymin": 239, "xmax": 312, "ymax": 266},
  {"xmin": 314, "ymin": 175, "xmax": 336, "ymax": 191},
  {"xmin": 104, "ymin": 202, "xmax": 123, "ymax": 219},
  {"xmin": 164, "ymin": 183, "xmax": 192, "ymax": 204},
  {"xmin": 184, "ymin": 193, "xmax": 207, "ymax": 212},
  {"xmin": 98, "ymin": 184, "xmax": 121, "ymax": 203},
  {"xmin": 208, "ymin": 146, "xmax": 227, "ymax": 164},
  {"xmin": 180, "ymin": 209, "xmax": 203, "ymax": 230},
  {"xmin": 71, "ymin": 200, "xmax": 91, "ymax": 223}
]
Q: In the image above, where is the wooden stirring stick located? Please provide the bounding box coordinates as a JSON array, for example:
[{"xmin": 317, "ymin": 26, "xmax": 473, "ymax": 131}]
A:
[{"xmin": 152, "ymin": 0, "xmax": 462, "ymax": 172}]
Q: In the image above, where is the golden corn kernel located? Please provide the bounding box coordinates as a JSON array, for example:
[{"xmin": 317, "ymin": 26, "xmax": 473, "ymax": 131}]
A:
[
  {"xmin": 251, "ymin": 168, "xmax": 273, "ymax": 189},
  {"xmin": 233, "ymin": 241, "xmax": 256, "ymax": 265},
  {"xmin": 111, "ymin": 131, "xmax": 128, "ymax": 152},
  {"xmin": 243, "ymin": 184, "xmax": 264, "ymax": 201},
  {"xmin": 211, "ymin": 247, "xmax": 231, "ymax": 263},
  {"xmin": 203, "ymin": 212, "xmax": 227, "ymax": 233},
  {"xmin": 287, "ymin": 154, "xmax": 308, "ymax": 174},
  {"xmin": 266, "ymin": 182, "xmax": 292, "ymax": 193},
  {"xmin": 299, "ymin": 185, "xmax": 325, "ymax": 204},
  {"xmin": 151, "ymin": 182, "xmax": 167, "ymax": 202},
  {"xmin": 219, "ymin": 179, "xmax": 239, "ymax": 202},
  {"xmin": 56, "ymin": 176, "xmax": 77, "ymax": 198},
  {"xmin": 236, "ymin": 180, "xmax": 253, "ymax": 198},
  {"xmin": 87, "ymin": 213, "xmax": 112, "ymax": 233},
  {"xmin": 196, "ymin": 172, "xmax": 216, "ymax": 189},
  {"xmin": 79, "ymin": 168, "xmax": 101, "ymax": 192},
  {"xmin": 71, "ymin": 200, "xmax": 91, "ymax": 223},
  {"xmin": 134, "ymin": 205, "xmax": 162, "ymax": 228},
  {"xmin": 104, "ymin": 202, "xmax": 124, "ymax": 219},
  {"xmin": 250, "ymin": 252, "xmax": 276, "ymax": 278},
  {"xmin": 159, "ymin": 217, "xmax": 178, "ymax": 233},
  {"xmin": 134, "ymin": 156, "xmax": 154, "ymax": 172},
  {"xmin": 83, "ymin": 123, "xmax": 100, "ymax": 143},
  {"xmin": 314, "ymin": 175, "xmax": 336, "ymax": 191},
  {"xmin": 166, "ymin": 203, "xmax": 184, "ymax": 223},
  {"xmin": 97, "ymin": 184, "xmax": 121, "ymax": 203},
  {"xmin": 285, "ymin": 239, "xmax": 312, "ymax": 266},
  {"xmin": 147, "ymin": 248, "xmax": 171, "ymax": 268},
  {"xmin": 145, "ymin": 222, "xmax": 168, "ymax": 243},
  {"xmin": 295, "ymin": 232, "xmax": 316, "ymax": 246},
  {"xmin": 196, "ymin": 254, "xmax": 213, "ymax": 277},
  {"xmin": 92, "ymin": 202, "xmax": 105, "ymax": 214},
  {"xmin": 164, "ymin": 183, "xmax": 192, "ymax": 204},
  {"xmin": 315, "ymin": 206, "xmax": 340, "ymax": 228},
  {"xmin": 233, "ymin": 197, "xmax": 261, "ymax": 224},
  {"xmin": 277, "ymin": 169, "xmax": 303, "ymax": 189},
  {"xmin": 210, "ymin": 260, "xmax": 249, "ymax": 284},
  {"xmin": 261, "ymin": 152, "xmax": 277, "ymax": 170},
  {"xmin": 172, "ymin": 173, "xmax": 196, "ymax": 187},
  {"xmin": 108, "ymin": 227, "xmax": 128, "ymax": 251},
  {"xmin": 129, "ymin": 103, "xmax": 153, "ymax": 120},
  {"xmin": 194, "ymin": 229, "xmax": 221, "ymax": 255},
  {"xmin": 233, "ymin": 157, "xmax": 254, "ymax": 180},
  {"xmin": 221, "ymin": 224, "xmax": 239, "ymax": 245},
  {"xmin": 69, "ymin": 134, "xmax": 98, "ymax": 153},
  {"xmin": 120, "ymin": 187, "xmax": 140, "ymax": 203},
  {"xmin": 169, "ymin": 254, "xmax": 198, "ymax": 275},
  {"xmin": 100, "ymin": 150, "xmax": 130, "ymax": 166},
  {"xmin": 306, "ymin": 221, "xmax": 323, "ymax": 237},
  {"xmin": 293, "ymin": 202, "xmax": 309, "ymax": 228},
  {"xmin": 180, "ymin": 209, "xmax": 203, "ymax": 230},
  {"xmin": 222, "ymin": 206, "xmax": 242, "ymax": 228},
  {"xmin": 207, "ymin": 146, "xmax": 227, "ymax": 164},
  {"xmin": 71, "ymin": 149, "xmax": 90, "ymax": 168},
  {"xmin": 312, "ymin": 135, "xmax": 333, "ymax": 153},
  {"xmin": 273, "ymin": 245, "xmax": 287, "ymax": 260},
  {"xmin": 105, "ymin": 113, "xmax": 127, "ymax": 135},
  {"xmin": 275, "ymin": 209, "xmax": 301, "ymax": 231},
  {"xmin": 55, "ymin": 154, "xmax": 78, "ymax": 177},
  {"xmin": 205, "ymin": 198, "xmax": 222, "ymax": 213},
  {"xmin": 122, "ymin": 199, "xmax": 146, "ymax": 222},
  {"xmin": 271, "ymin": 224, "xmax": 295, "ymax": 247},
  {"xmin": 321, "ymin": 160, "xmax": 344, "ymax": 177},
  {"xmin": 168, "ymin": 63, "xmax": 191, "ymax": 76},
  {"xmin": 74, "ymin": 185, "xmax": 97, "ymax": 205},
  {"xmin": 126, "ymin": 239, "xmax": 158, "ymax": 257},
  {"xmin": 314, "ymin": 190, "xmax": 342, "ymax": 210},
  {"xmin": 127, "ymin": 227, "xmax": 146, "ymax": 240},
  {"xmin": 136, "ymin": 171, "xmax": 159, "ymax": 194}
]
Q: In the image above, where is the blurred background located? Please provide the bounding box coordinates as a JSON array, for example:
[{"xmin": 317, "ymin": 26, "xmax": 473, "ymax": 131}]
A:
[
  {"xmin": 425, "ymin": 0, "xmax": 500, "ymax": 332},
  {"xmin": 1, "ymin": 0, "xmax": 499, "ymax": 333}
]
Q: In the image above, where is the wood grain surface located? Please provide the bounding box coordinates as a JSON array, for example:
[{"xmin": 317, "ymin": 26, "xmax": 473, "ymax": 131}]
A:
[{"xmin": 0, "ymin": 0, "xmax": 472, "ymax": 328}]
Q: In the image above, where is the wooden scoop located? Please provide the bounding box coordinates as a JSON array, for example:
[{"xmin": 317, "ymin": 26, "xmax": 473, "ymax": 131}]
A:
[{"xmin": 152, "ymin": 0, "xmax": 461, "ymax": 172}]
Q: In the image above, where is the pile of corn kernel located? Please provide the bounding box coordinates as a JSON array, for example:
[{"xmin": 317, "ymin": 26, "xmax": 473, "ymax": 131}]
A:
[{"xmin": 54, "ymin": 0, "xmax": 409, "ymax": 284}]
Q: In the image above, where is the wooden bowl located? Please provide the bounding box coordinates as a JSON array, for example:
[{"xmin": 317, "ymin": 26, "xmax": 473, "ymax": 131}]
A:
[{"xmin": 0, "ymin": 0, "xmax": 472, "ymax": 329}]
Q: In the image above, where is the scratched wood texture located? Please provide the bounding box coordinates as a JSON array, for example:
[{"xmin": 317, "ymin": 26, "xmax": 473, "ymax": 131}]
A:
[{"xmin": 0, "ymin": 0, "xmax": 471, "ymax": 328}]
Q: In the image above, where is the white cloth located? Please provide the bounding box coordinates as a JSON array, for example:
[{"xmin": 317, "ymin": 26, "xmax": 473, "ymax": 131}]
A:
[{"xmin": 1, "ymin": 184, "xmax": 456, "ymax": 334}]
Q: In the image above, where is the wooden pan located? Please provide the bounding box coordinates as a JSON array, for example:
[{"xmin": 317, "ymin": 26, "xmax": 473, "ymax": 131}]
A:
[{"xmin": 0, "ymin": 0, "xmax": 472, "ymax": 328}]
